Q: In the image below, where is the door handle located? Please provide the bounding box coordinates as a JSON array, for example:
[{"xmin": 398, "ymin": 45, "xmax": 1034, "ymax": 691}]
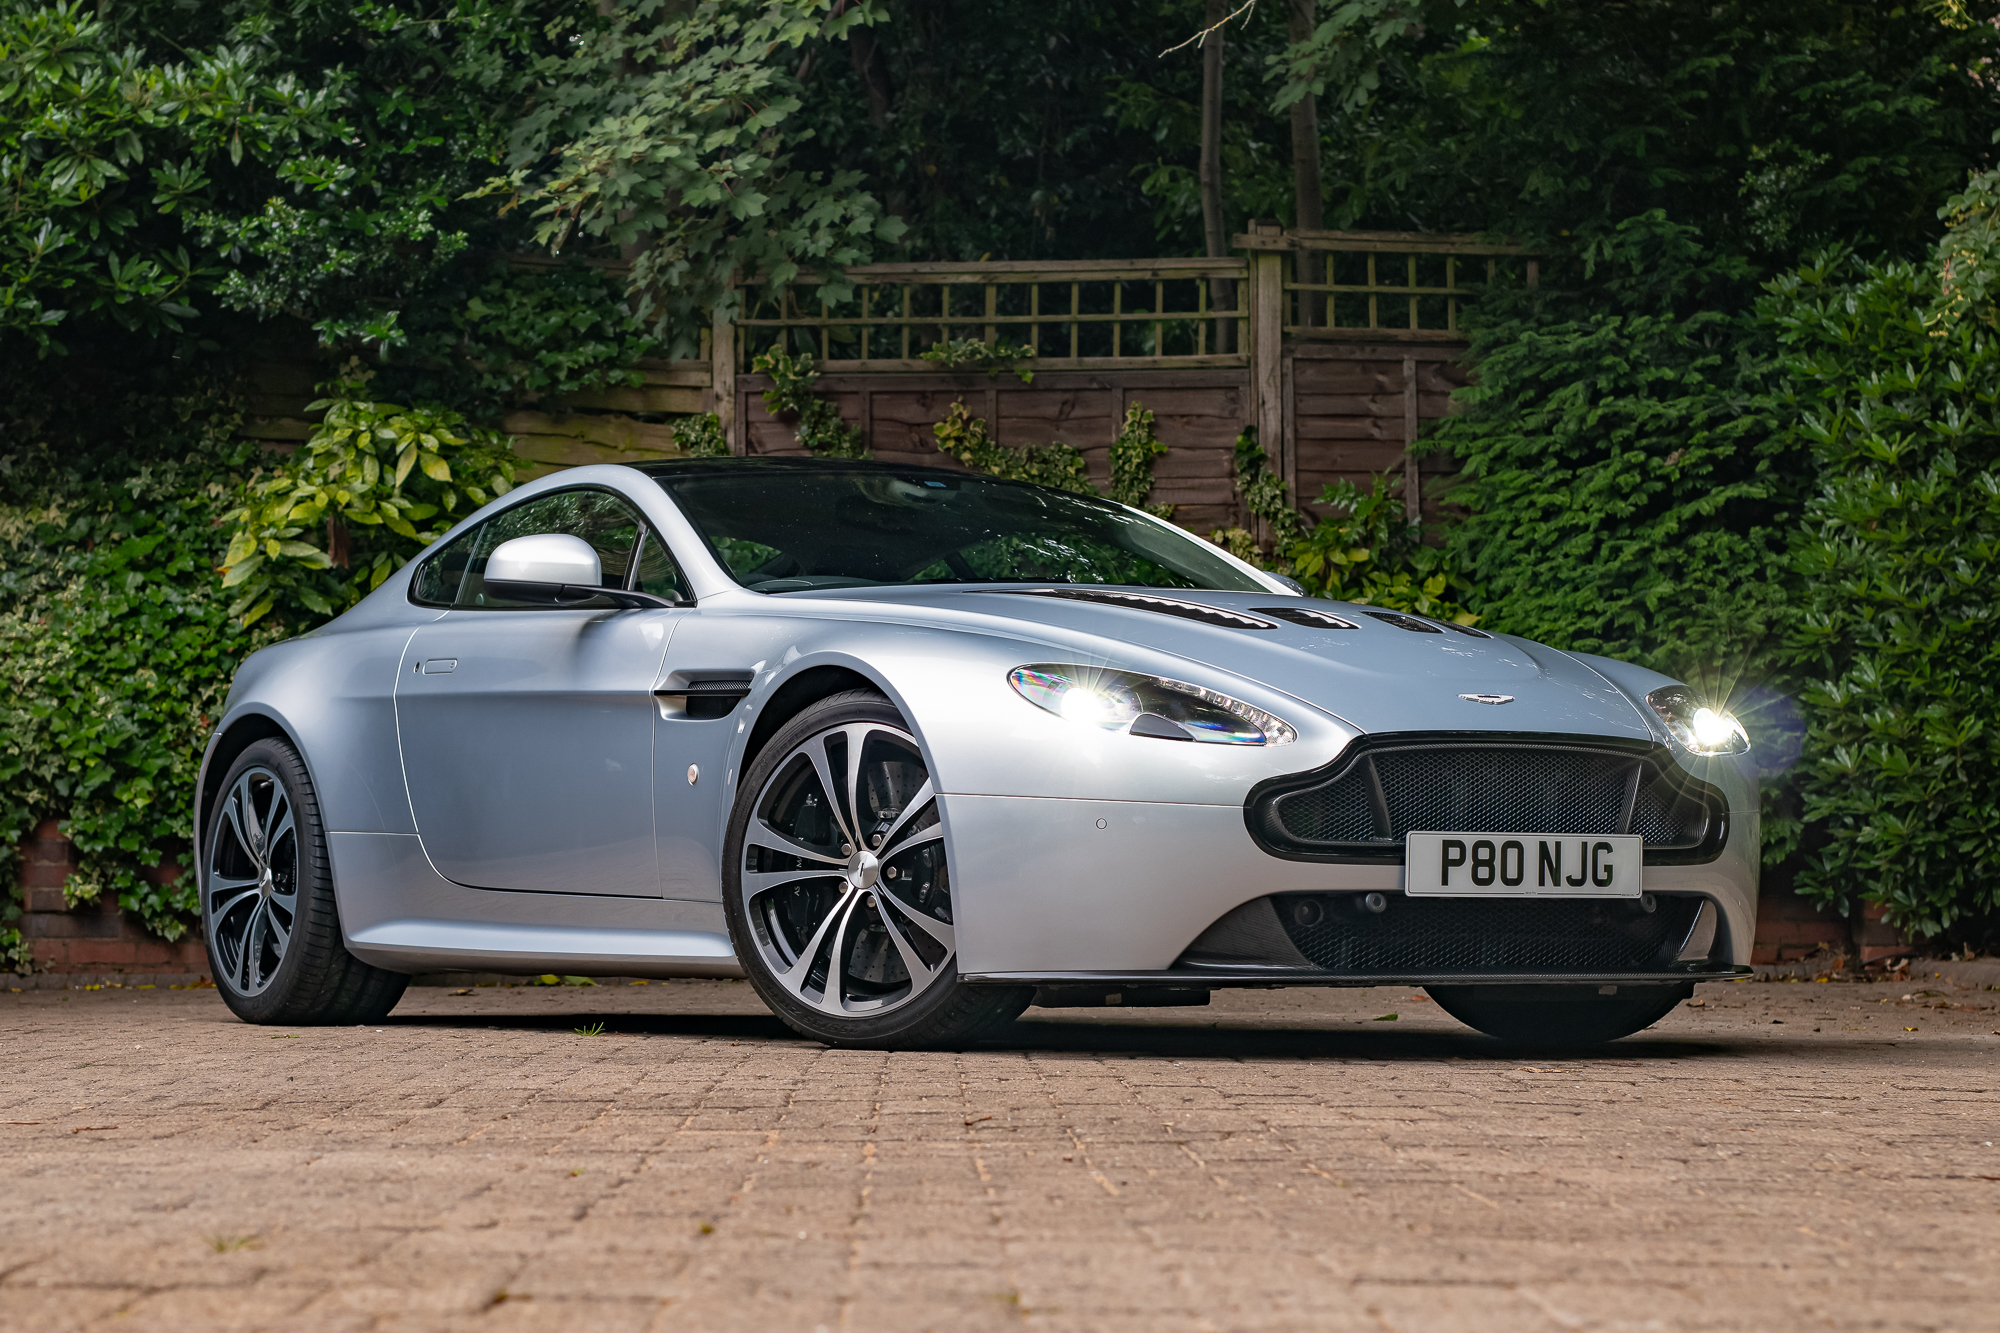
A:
[{"xmin": 419, "ymin": 658, "xmax": 457, "ymax": 675}]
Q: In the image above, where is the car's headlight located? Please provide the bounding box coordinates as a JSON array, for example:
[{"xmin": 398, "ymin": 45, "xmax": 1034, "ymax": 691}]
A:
[
  {"xmin": 1008, "ymin": 665, "xmax": 1296, "ymax": 745},
  {"xmin": 1645, "ymin": 685, "xmax": 1750, "ymax": 756}
]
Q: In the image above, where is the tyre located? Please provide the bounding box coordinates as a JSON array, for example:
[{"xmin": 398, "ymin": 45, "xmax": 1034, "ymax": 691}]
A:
[
  {"xmin": 722, "ymin": 690, "xmax": 1032, "ymax": 1049},
  {"xmin": 1426, "ymin": 983, "xmax": 1690, "ymax": 1044},
  {"xmin": 202, "ymin": 737, "xmax": 408, "ymax": 1025}
]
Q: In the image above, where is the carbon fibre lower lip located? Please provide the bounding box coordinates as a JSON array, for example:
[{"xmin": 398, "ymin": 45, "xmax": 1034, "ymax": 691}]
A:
[{"xmin": 961, "ymin": 966, "xmax": 1752, "ymax": 988}]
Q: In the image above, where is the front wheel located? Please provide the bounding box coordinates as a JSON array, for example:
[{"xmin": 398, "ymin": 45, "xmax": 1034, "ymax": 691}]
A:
[
  {"xmin": 1426, "ymin": 983, "xmax": 1690, "ymax": 1044},
  {"xmin": 722, "ymin": 691, "xmax": 1031, "ymax": 1049},
  {"xmin": 203, "ymin": 737, "xmax": 408, "ymax": 1025}
]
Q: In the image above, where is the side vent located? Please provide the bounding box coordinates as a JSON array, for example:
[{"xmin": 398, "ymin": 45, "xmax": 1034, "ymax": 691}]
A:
[{"xmin": 987, "ymin": 588, "xmax": 1279, "ymax": 630}]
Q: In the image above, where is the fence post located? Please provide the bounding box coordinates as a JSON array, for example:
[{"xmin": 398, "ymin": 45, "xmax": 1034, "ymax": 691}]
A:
[
  {"xmin": 712, "ymin": 302, "xmax": 738, "ymax": 455},
  {"xmin": 1249, "ymin": 229, "xmax": 1286, "ymax": 504},
  {"xmin": 1402, "ymin": 355, "xmax": 1421, "ymax": 521}
]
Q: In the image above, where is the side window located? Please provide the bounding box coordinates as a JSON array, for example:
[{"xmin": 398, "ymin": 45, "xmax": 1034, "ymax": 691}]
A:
[
  {"xmin": 414, "ymin": 489, "xmax": 678, "ymax": 610},
  {"xmin": 632, "ymin": 530, "xmax": 688, "ymax": 602}
]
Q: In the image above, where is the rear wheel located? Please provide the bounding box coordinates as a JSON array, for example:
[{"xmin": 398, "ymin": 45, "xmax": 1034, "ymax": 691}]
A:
[
  {"xmin": 1426, "ymin": 983, "xmax": 1690, "ymax": 1044},
  {"xmin": 722, "ymin": 691, "xmax": 1031, "ymax": 1049},
  {"xmin": 203, "ymin": 738, "xmax": 408, "ymax": 1025}
]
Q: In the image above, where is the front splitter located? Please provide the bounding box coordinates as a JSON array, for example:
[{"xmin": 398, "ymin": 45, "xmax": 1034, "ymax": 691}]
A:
[{"xmin": 962, "ymin": 966, "xmax": 1752, "ymax": 988}]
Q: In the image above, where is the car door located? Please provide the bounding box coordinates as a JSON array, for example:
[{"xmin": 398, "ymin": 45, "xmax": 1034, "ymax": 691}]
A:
[{"xmin": 395, "ymin": 487, "xmax": 691, "ymax": 896}]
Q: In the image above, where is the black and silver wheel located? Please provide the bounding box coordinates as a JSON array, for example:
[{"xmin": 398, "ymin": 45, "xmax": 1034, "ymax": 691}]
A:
[
  {"xmin": 1426, "ymin": 983, "xmax": 1691, "ymax": 1044},
  {"xmin": 722, "ymin": 691, "xmax": 1031, "ymax": 1049},
  {"xmin": 203, "ymin": 738, "xmax": 407, "ymax": 1025}
]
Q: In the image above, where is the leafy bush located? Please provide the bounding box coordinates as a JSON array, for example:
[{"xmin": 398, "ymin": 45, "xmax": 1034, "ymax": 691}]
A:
[
  {"xmin": 1768, "ymin": 174, "xmax": 2000, "ymax": 934},
  {"xmin": 218, "ymin": 370, "xmax": 518, "ymax": 625},
  {"xmin": 918, "ymin": 337, "xmax": 1037, "ymax": 384},
  {"xmin": 1106, "ymin": 403, "xmax": 1172, "ymax": 515},
  {"xmin": 0, "ymin": 376, "xmax": 280, "ymax": 952},
  {"xmin": 1214, "ymin": 430, "xmax": 1478, "ymax": 624},
  {"xmin": 752, "ymin": 348, "xmax": 869, "ymax": 459},
  {"xmin": 1421, "ymin": 252, "xmax": 1803, "ymax": 696},
  {"xmin": 930, "ymin": 402, "xmax": 1091, "ymax": 493},
  {"xmin": 674, "ymin": 413, "xmax": 731, "ymax": 458}
]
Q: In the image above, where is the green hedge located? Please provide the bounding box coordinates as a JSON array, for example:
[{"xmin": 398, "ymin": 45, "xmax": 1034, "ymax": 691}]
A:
[{"xmin": 1769, "ymin": 183, "xmax": 2000, "ymax": 934}]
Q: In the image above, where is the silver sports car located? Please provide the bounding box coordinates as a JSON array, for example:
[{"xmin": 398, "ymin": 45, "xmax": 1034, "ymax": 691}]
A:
[{"xmin": 197, "ymin": 459, "xmax": 1756, "ymax": 1047}]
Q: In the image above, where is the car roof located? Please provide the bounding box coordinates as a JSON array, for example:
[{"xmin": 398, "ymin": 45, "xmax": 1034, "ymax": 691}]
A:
[{"xmin": 632, "ymin": 457, "xmax": 975, "ymax": 483}]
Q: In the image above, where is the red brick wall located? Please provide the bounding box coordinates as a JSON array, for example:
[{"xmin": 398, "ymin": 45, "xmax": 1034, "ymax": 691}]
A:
[
  {"xmin": 1749, "ymin": 880, "xmax": 1909, "ymax": 966},
  {"xmin": 14, "ymin": 820, "xmax": 208, "ymax": 976}
]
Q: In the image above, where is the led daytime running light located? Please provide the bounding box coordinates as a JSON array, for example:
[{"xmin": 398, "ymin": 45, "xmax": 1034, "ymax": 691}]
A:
[{"xmin": 1008, "ymin": 665, "xmax": 1296, "ymax": 746}]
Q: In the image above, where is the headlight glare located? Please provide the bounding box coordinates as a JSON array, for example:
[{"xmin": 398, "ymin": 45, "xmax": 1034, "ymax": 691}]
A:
[
  {"xmin": 1646, "ymin": 685, "xmax": 1750, "ymax": 756},
  {"xmin": 1009, "ymin": 664, "xmax": 1295, "ymax": 745}
]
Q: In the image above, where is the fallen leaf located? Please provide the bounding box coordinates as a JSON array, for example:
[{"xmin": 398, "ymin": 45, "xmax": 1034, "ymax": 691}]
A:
[
  {"xmin": 964, "ymin": 1115, "xmax": 993, "ymax": 1127},
  {"xmin": 70, "ymin": 1126, "xmax": 117, "ymax": 1134},
  {"xmin": 1373, "ymin": 1013, "xmax": 1398, "ymax": 1022}
]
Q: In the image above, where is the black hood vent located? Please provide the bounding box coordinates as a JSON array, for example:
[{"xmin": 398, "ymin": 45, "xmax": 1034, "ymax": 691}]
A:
[
  {"xmin": 1256, "ymin": 605, "xmax": 1359, "ymax": 630},
  {"xmin": 988, "ymin": 588, "xmax": 1279, "ymax": 630}
]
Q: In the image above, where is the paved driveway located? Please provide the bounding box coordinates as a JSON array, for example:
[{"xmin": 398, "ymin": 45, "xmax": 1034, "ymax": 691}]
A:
[{"xmin": 3, "ymin": 977, "xmax": 1997, "ymax": 1332}]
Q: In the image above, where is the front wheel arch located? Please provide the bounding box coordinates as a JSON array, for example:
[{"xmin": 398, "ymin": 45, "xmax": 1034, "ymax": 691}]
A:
[{"xmin": 739, "ymin": 665, "xmax": 880, "ymax": 778}]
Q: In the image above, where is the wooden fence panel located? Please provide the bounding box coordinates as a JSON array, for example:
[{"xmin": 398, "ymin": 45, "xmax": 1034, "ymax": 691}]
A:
[
  {"xmin": 738, "ymin": 370, "xmax": 1250, "ymax": 533},
  {"xmin": 239, "ymin": 231, "xmax": 1500, "ymax": 533}
]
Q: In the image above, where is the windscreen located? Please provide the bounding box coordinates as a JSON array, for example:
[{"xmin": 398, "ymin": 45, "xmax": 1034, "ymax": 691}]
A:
[{"xmin": 655, "ymin": 469, "xmax": 1268, "ymax": 594}]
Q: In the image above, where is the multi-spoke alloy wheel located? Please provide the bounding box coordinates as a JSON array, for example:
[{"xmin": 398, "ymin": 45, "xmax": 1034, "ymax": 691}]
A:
[
  {"xmin": 201, "ymin": 738, "xmax": 407, "ymax": 1025},
  {"xmin": 723, "ymin": 691, "xmax": 1031, "ymax": 1049},
  {"xmin": 209, "ymin": 766, "xmax": 298, "ymax": 997}
]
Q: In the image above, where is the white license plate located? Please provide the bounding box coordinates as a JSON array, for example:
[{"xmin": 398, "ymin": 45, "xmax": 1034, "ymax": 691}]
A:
[{"xmin": 1405, "ymin": 832, "xmax": 1643, "ymax": 898}]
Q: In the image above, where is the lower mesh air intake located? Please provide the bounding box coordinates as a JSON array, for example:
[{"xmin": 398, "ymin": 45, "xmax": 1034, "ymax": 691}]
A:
[{"xmin": 1272, "ymin": 892, "xmax": 1703, "ymax": 974}]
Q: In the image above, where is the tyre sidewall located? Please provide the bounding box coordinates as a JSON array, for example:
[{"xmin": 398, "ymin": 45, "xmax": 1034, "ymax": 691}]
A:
[{"xmin": 722, "ymin": 691, "xmax": 1024, "ymax": 1049}]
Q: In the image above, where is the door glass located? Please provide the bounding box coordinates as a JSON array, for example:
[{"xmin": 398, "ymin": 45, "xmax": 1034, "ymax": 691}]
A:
[
  {"xmin": 413, "ymin": 489, "xmax": 657, "ymax": 609},
  {"xmin": 631, "ymin": 531, "xmax": 688, "ymax": 602}
]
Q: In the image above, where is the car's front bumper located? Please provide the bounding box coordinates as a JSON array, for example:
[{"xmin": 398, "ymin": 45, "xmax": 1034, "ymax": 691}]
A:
[{"xmin": 944, "ymin": 794, "xmax": 1759, "ymax": 978}]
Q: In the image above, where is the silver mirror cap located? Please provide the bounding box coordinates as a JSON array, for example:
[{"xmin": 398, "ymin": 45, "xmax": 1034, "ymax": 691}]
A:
[{"xmin": 485, "ymin": 533, "xmax": 601, "ymax": 588}]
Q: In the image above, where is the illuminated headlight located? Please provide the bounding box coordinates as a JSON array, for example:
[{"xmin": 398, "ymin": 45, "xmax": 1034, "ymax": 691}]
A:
[
  {"xmin": 1645, "ymin": 685, "xmax": 1750, "ymax": 756},
  {"xmin": 1008, "ymin": 665, "xmax": 1296, "ymax": 745}
]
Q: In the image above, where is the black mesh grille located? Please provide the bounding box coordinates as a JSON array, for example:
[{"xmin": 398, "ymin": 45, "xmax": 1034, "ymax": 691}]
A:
[
  {"xmin": 1274, "ymin": 893, "xmax": 1702, "ymax": 974},
  {"xmin": 1254, "ymin": 739, "xmax": 1722, "ymax": 863}
]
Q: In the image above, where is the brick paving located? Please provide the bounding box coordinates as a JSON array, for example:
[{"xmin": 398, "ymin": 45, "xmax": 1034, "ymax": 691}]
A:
[{"xmin": 3, "ymin": 976, "xmax": 1997, "ymax": 1332}]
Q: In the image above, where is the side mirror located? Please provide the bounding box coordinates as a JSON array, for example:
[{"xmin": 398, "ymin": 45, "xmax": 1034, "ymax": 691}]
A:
[{"xmin": 482, "ymin": 534, "xmax": 686, "ymax": 609}]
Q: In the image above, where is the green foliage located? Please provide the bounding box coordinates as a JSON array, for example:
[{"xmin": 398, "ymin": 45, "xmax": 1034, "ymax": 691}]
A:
[
  {"xmin": 926, "ymin": 397, "xmax": 1176, "ymax": 513},
  {"xmin": 1216, "ymin": 429, "xmax": 1478, "ymax": 623},
  {"xmin": 0, "ymin": 377, "xmax": 279, "ymax": 947},
  {"xmin": 929, "ymin": 401, "xmax": 1092, "ymax": 493},
  {"xmin": 918, "ymin": 337, "xmax": 1037, "ymax": 383},
  {"xmin": 1107, "ymin": 402, "xmax": 1172, "ymax": 515},
  {"xmin": 752, "ymin": 348, "xmax": 870, "ymax": 459},
  {"xmin": 1932, "ymin": 168, "xmax": 2000, "ymax": 332},
  {"xmin": 219, "ymin": 370, "xmax": 518, "ymax": 626},
  {"xmin": 390, "ymin": 261, "xmax": 661, "ymax": 420},
  {"xmin": 1315, "ymin": 2, "xmax": 2000, "ymax": 276},
  {"xmin": 1220, "ymin": 427, "xmax": 1307, "ymax": 551},
  {"xmin": 675, "ymin": 413, "xmax": 731, "ymax": 459},
  {"xmin": 1423, "ymin": 299, "xmax": 1798, "ymax": 687},
  {"xmin": 0, "ymin": 0, "xmax": 338, "ymax": 352},
  {"xmin": 1289, "ymin": 476, "xmax": 1479, "ymax": 626},
  {"xmin": 501, "ymin": 0, "xmax": 905, "ymax": 359},
  {"xmin": 1765, "ymin": 217, "xmax": 2000, "ymax": 935}
]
